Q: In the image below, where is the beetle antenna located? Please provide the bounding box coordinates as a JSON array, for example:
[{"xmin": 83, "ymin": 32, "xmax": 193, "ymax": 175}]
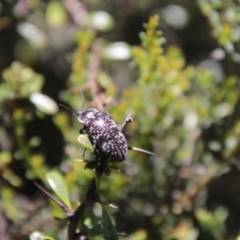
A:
[
  {"xmin": 128, "ymin": 146, "xmax": 155, "ymax": 156},
  {"xmin": 59, "ymin": 104, "xmax": 77, "ymax": 115}
]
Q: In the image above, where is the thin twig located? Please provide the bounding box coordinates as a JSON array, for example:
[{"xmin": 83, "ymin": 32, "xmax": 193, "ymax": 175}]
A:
[
  {"xmin": 62, "ymin": 0, "xmax": 87, "ymax": 27},
  {"xmin": 87, "ymin": 39, "xmax": 106, "ymax": 111},
  {"xmin": 69, "ymin": 39, "xmax": 107, "ymax": 111},
  {"xmin": 34, "ymin": 183, "xmax": 74, "ymax": 217}
]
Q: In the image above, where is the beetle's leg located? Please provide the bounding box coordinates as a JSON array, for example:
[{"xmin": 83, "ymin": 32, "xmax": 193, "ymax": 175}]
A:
[
  {"xmin": 82, "ymin": 148, "xmax": 86, "ymax": 158},
  {"xmin": 79, "ymin": 127, "xmax": 86, "ymax": 134},
  {"xmin": 119, "ymin": 114, "xmax": 133, "ymax": 132}
]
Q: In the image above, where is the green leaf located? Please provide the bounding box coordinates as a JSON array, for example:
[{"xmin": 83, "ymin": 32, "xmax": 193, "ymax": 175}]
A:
[
  {"xmin": 0, "ymin": 83, "xmax": 12, "ymax": 102},
  {"xmin": 45, "ymin": 170, "xmax": 71, "ymax": 208},
  {"xmin": 103, "ymin": 42, "xmax": 131, "ymax": 60},
  {"xmin": 102, "ymin": 205, "xmax": 118, "ymax": 240},
  {"xmin": 30, "ymin": 93, "xmax": 59, "ymax": 115},
  {"xmin": 72, "ymin": 158, "xmax": 85, "ymax": 163},
  {"xmin": 46, "ymin": 0, "xmax": 67, "ymax": 27},
  {"xmin": 2, "ymin": 61, "xmax": 44, "ymax": 98},
  {"xmin": 78, "ymin": 134, "xmax": 94, "ymax": 152},
  {"xmin": 81, "ymin": 220, "xmax": 103, "ymax": 237},
  {"xmin": 0, "ymin": 151, "xmax": 12, "ymax": 164},
  {"xmin": 2, "ymin": 187, "xmax": 23, "ymax": 219},
  {"xmin": 29, "ymin": 231, "xmax": 56, "ymax": 240},
  {"xmin": 87, "ymin": 11, "xmax": 114, "ymax": 31}
]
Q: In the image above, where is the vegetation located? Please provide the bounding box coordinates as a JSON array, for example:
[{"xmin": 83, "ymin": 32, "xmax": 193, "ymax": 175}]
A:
[{"xmin": 1, "ymin": 1, "xmax": 240, "ymax": 239}]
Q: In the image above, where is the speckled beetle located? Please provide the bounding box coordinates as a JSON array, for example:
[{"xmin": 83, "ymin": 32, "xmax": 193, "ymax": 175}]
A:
[
  {"xmin": 77, "ymin": 108, "xmax": 133, "ymax": 161},
  {"xmin": 60, "ymin": 104, "xmax": 154, "ymax": 161}
]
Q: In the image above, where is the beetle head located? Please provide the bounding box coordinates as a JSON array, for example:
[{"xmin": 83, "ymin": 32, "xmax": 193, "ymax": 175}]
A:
[{"xmin": 76, "ymin": 109, "xmax": 98, "ymax": 123}]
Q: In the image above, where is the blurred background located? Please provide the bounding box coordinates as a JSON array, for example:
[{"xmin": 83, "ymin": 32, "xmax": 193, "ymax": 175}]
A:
[{"xmin": 1, "ymin": 0, "xmax": 240, "ymax": 239}]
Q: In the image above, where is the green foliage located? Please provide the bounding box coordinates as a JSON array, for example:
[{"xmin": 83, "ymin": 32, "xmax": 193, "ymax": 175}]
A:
[
  {"xmin": 69, "ymin": 30, "xmax": 95, "ymax": 87},
  {"xmin": 102, "ymin": 205, "xmax": 118, "ymax": 239},
  {"xmin": 198, "ymin": 0, "xmax": 240, "ymax": 52},
  {"xmin": 1, "ymin": 2, "xmax": 240, "ymax": 240},
  {"xmin": 109, "ymin": 15, "xmax": 240, "ymax": 239},
  {"xmin": 46, "ymin": 170, "xmax": 71, "ymax": 208},
  {"xmin": 77, "ymin": 134, "xmax": 94, "ymax": 152},
  {"xmin": 1, "ymin": 61, "xmax": 44, "ymax": 101}
]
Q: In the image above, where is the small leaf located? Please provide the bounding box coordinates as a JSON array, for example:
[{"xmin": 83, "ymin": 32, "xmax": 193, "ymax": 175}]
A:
[
  {"xmin": 28, "ymin": 136, "xmax": 42, "ymax": 147},
  {"xmin": 2, "ymin": 187, "xmax": 22, "ymax": 219},
  {"xmin": 29, "ymin": 231, "xmax": 55, "ymax": 240},
  {"xmin": 46, "ymin": 170, "xmax": 71, "ymax": 208},
  {"xmin": 46, "ymin": 1, "xmax": 67, "ymax": 27},
  {"xmin": 78, "ymin": 134, "xmax": 94, "ymax": 152},
  {"xmin": 0, "ymin": 151, "xmax": 12, "ymax": 164},
  {"xmin": 30, "ymin": 93, "xmax": 58, "ymax": 115},
  {"xmin": 102, "ymin": 205, "xmax": 118, "ymax": 240},
  {"xmin": 17, "ymin": 23, "xmax": 48, "ymax": 48},
  {"xmin": 29, "ymin": 231, "xmax": 44, "ymax": 240},
  {"xmin": 2, "ymin": 61, "xmax": 44, "ymax": 98},
  {"xmin": 0, "ymin": 83, "xmax": 12, "ymax": 102},
  {"xmin": 103, "ymin": 42, "xmax": 131, "ymax": 60},
  {"xmin": 72, "ymin": 158, "xmax": 85, "ymax": 163},
  {"xmin": 81, "ymin": 221, "xmax": 103, "ymax": 237},
  {"xmin": 87, "ymin": 11, "xmax": 114, "ymax": 31}
]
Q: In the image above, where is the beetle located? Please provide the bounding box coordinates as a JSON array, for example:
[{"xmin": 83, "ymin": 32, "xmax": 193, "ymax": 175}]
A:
[{"xmin": 60, "ymin": 104, "xmax": 154, "ymax": 161}]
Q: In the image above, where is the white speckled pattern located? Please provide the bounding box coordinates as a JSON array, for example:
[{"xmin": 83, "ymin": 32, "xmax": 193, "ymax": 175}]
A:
[{"xmin": 77, "ymin": 109, "xmax": 128, "ymax": 161}]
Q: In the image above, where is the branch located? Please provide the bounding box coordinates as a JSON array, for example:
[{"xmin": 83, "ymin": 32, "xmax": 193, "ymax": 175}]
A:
[
  {"xmin": 67, "ymin": 158, "xmax": 106, "ymax": 240},
  {"xmin": 69, "ymin": 39, "xmax": 107, "ymax": 112}
]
